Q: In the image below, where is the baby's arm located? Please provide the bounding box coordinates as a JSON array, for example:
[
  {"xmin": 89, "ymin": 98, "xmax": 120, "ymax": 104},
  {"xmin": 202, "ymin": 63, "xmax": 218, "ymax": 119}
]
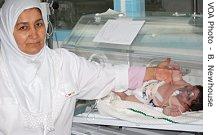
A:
[
  {"xmin": 124, "ymin": 95, "xmax": 142, "ymax": 103},
  {"xmin": 114, "ymin": 92, "xmax": 128, "ymax": 100},
  {"xmin": 114, "ymin": 92, "xmax": 142, "ymax": 103},
  {"xmin": 163, "ymin": 105, "xmax": 182, "ymax": 117}
]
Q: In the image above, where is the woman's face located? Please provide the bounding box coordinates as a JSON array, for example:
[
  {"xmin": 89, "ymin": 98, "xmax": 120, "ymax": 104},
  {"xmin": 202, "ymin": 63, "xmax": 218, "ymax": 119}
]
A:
[{"xmin": 13, "ymin": 8, "xmax": 46, "ymax": 55}]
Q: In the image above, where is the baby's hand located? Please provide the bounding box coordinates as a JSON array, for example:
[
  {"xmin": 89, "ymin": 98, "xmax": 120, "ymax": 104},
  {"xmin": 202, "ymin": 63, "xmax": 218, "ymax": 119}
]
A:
[{"xmin": 163, "ymin": 105, "xmax": 182, "ymax": 117}]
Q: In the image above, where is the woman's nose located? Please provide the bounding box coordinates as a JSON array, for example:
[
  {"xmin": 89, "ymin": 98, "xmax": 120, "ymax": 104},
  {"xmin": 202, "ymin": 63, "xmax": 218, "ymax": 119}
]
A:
[{"xmin": 29, "ymin": 27, "xmax": 38, "ymax": 38}]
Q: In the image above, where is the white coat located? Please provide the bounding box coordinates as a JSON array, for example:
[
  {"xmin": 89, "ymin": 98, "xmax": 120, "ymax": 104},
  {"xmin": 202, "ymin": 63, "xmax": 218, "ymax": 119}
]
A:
[
  {"xmin": 0, "ymin": 48, "xmax": 128, "ymax": 135},
  {"xmin": 0, "ymin": 0, "xmax": 128, "ymax": 134}
]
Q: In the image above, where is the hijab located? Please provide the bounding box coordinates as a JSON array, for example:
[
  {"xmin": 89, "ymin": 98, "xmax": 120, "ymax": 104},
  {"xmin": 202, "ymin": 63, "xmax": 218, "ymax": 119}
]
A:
[{"xmin": 0, "ymin": 0, "xmax": 56, "ymax": 131}]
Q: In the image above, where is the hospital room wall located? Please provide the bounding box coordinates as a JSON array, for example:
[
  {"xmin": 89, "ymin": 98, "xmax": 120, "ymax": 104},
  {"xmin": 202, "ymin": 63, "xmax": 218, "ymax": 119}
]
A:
[
  {"xmin": 0, "ymin": 0, "xmax": 203, "ymax": 29},
  {"xmin": 44, "ymin": 0, "xmax": 203, "ymax": 30}
]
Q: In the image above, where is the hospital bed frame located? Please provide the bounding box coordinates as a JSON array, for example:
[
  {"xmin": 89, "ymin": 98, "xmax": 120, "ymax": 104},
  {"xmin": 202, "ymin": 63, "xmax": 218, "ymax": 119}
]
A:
[{"xmin": 72, "ymin": 111, "xmax": 202, "ymax": 133}]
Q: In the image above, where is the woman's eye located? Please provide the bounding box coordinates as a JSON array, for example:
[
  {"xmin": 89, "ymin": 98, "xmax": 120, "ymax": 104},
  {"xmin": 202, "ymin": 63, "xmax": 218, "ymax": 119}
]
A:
[
  {"xmin": 36, "ymin": 22, "xmax": 44, "ymax": 27},
  {"xmin": 36, "ymin": 23, "xmax": 42, "ymax": 26},
  {"xmin": 18, "ymin": 26, "xmax": 28, "ymax": 30}
]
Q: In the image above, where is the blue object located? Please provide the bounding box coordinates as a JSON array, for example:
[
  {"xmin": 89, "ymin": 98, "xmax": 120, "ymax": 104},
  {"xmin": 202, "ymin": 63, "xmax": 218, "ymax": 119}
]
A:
[
  {"xmin": 114, "ymin": 0, "xmax": 145, "ymax": 18},
  {"xmin": 53, "ymin": 29, "xmax": 71, "ymax": 41},
  {"xmin": 114, "ymin": 0, "xmax": 121, "ymax": 12}
]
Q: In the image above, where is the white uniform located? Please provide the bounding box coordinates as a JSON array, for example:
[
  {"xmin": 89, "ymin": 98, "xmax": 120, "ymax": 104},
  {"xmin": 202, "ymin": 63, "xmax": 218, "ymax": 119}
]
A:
[
  {"xmin": 0, "ymin": 0, "xmax": 128, "ymax": 135},
  {"xmin": 0, "ymin": 49, "xmax": 128, "ymax": 135}
]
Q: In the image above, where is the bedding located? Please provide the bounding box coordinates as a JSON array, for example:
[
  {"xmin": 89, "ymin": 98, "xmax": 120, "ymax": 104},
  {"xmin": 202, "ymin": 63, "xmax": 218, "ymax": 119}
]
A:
[{"xmin": 97, "ymin": 92, "xmax": 203, "ymax": 125}]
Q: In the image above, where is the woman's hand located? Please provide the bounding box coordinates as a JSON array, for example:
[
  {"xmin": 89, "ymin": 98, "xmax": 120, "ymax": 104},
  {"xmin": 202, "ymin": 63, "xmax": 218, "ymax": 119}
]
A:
[
  {"xmin": 171, "ymin": 69, "xmax": 183, "ymax": 82},
  {"xmin": 157, "ymin": 58, "xmax": 171, "ymax": 69},
  {"xmin": 155, "ymin": 68, "xmax": 183, "ymax": 84},
  {"xmin": 153, "ymin": 58, "xmax": 183, "ymax": 83},
  {"xmin": 155, "ymin": 68, "xmax": 173, "ymax": 83},
  {"xmin": 157, "ymin": 58, "xmax": 180, "ymax": 70}
]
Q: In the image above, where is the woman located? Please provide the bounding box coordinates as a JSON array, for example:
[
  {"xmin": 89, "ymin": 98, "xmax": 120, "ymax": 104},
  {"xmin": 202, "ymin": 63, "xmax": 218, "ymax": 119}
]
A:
[
  {"xmin": 0, "ymin": 0, "xmax": 130, "ymax": 134},
  {"xmin": 0, "ymin": 0, "xmax": 185, "ymax": 134}
]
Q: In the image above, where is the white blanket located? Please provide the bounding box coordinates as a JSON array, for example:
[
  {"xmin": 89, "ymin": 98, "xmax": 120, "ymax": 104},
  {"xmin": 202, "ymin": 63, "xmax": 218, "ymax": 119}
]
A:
[{"xmin": 97, "ymin": 92, "xmax": 202, "ymax": 125}]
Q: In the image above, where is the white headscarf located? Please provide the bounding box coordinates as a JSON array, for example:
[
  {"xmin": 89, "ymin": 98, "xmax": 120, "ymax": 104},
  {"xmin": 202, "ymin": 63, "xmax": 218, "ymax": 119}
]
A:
[{"xmin": 0, "ymin": 0, "xmax": 55, "ymax": 131}]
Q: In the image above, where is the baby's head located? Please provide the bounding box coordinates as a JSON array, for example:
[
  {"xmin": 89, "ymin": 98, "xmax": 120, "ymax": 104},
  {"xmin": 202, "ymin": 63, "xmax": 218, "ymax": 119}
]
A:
[
  {"xmin": 176, "ymin": 85, "xmax": 203, "ymax": 112},
  {"xmin": 189, "ymin": 85, "xmax": 203, "ymax": 111}
]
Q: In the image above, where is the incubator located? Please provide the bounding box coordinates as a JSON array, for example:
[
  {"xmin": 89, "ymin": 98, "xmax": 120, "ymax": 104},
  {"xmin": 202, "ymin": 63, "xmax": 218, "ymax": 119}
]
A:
[
  {"xmin": 62, "ymin": 11, "xmax": 203, "ymax": 134},
  {"xmin": 62, "ymin": 12, "xmax": 203, "ymax": 85}
]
